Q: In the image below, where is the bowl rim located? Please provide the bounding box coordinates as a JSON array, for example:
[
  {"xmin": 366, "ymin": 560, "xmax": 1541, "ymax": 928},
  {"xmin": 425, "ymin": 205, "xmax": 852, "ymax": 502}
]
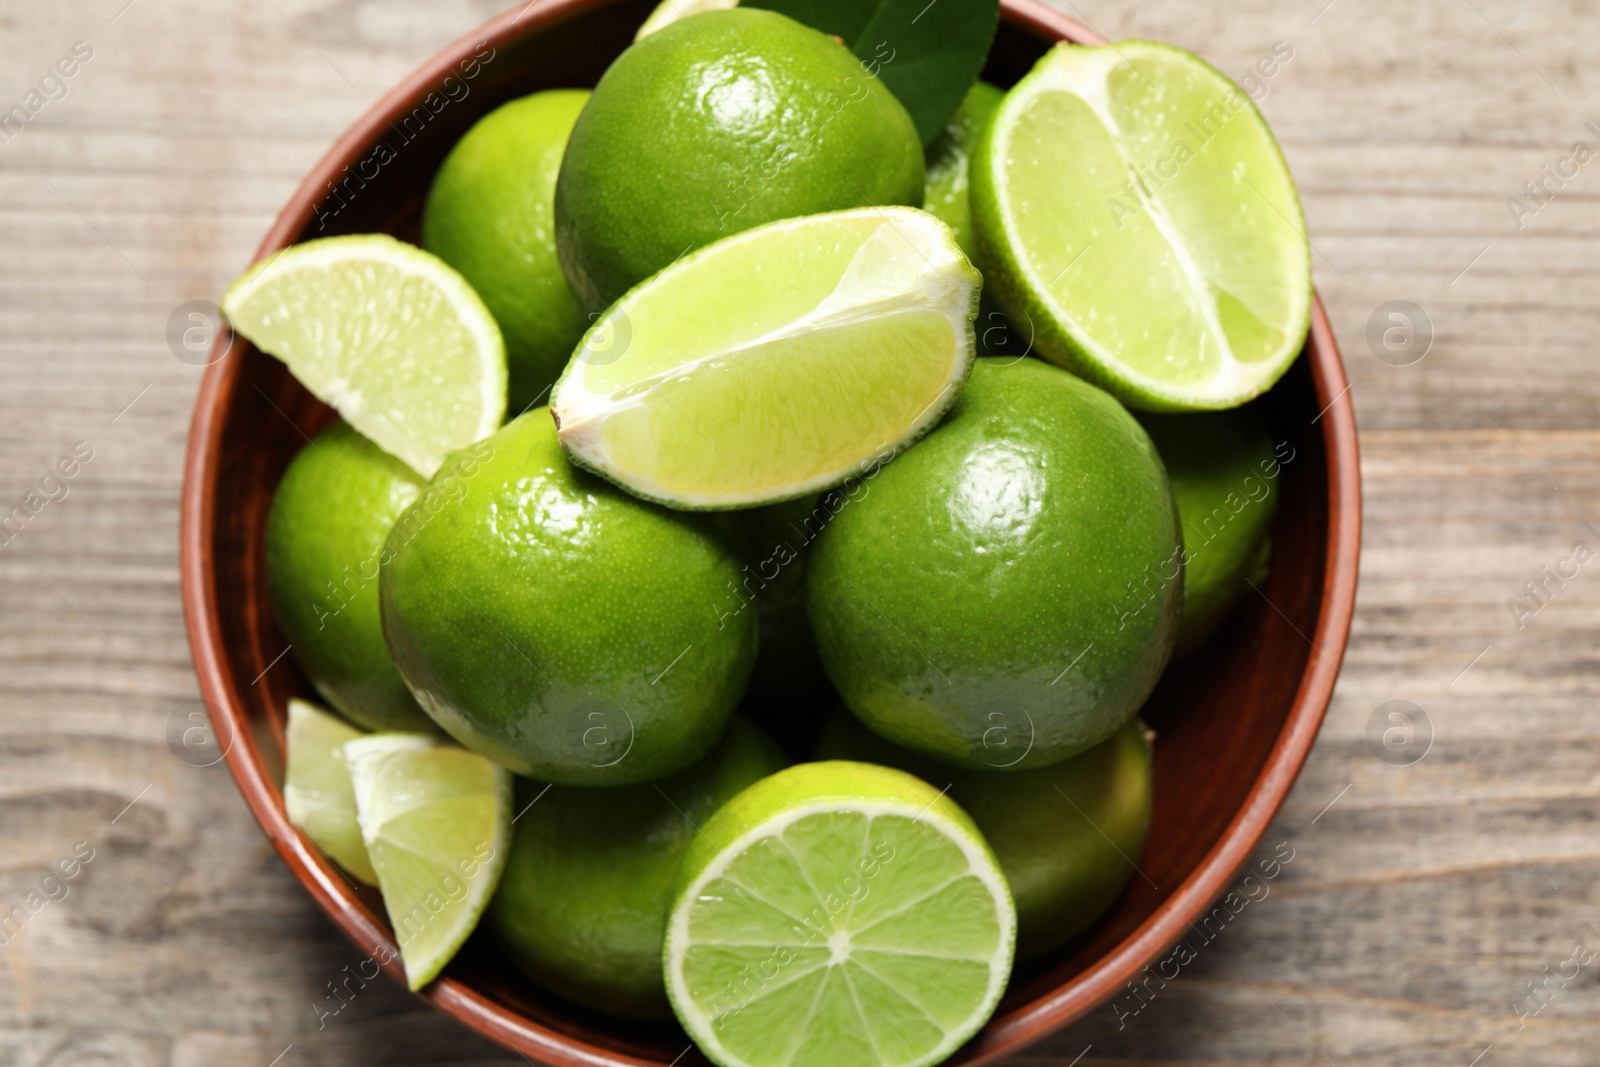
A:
[{"xmin": 179, "ymin": 1, "xmax": 1361, "ymax": 1063}]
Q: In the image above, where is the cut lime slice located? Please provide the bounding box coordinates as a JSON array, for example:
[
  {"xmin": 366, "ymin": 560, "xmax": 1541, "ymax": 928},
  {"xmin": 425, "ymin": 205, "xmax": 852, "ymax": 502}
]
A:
[
  {"xmin": 345, "ymin": 734, "xmax": 511, "ymax": 990},
  {"xmin": 636, "ymin": 0, "xmax": 738, "ymax": 39},
  {"xmin": 551, "ymin": 207, "xmax": 980, "ymax": 510},
  {"xmin": 283, "ymin": 697, "xmax": 377, "ymax": 885},
  {"xmin": 972, "ymin": 41, "xmax": 1311, "ymax": 411},
  {"xmin": 221, "ymin": 234, "xmax": 507, "ymax": 477},
  {"xmin": 664, "ymin": 761, "xmax": 1015, "ymax": 1067}
]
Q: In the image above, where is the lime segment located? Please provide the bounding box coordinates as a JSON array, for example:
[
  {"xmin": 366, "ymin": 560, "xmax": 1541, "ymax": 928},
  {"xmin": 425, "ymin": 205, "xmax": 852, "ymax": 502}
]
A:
[
  {"xmin": 973, "ymin": 41, "xmax": 1311, "ymax": 410},
  {"xmin": 221, "ymin": 234, "xmax": 506, "ymax": 477},
  {"xmin": 552, "ymin": 208, "xmax": 979, "ymax": 509},
  {"xmin": 345, "ymin": 734, "xmax": 511, "ymax": 990},
  {"xmin": 664, "ymin": 761, "xmax": 1015, "ymax": 1067},
  {"xmin": 283, "ymin": 697, "xmax": 377, "ymax": 885}
]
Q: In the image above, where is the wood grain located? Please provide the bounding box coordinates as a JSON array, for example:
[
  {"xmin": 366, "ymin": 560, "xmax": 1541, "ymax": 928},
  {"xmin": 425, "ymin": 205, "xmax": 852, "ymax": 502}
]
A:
[{"xmin": 0, "ymin": 0, "xmax": 1595, "ymax": 1065}]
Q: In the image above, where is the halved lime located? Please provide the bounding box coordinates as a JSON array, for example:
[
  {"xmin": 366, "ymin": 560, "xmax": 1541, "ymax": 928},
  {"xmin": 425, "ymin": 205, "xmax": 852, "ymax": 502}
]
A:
[
  {"xmin": 345, "ymin": 733, "xmax": 511, "ymax": 990},
  {"xmin": 664, "ymin": 761, "xmax": 1015, "ymax": 1067},
  {"xmin": 551, "ymin": 207, "xmax": 979, "ymax": 510},
  {"xmin": 636, "ymin": 0, "xmax": 738, "ymax": 39},
  {"xmin": 221, "ymin": 234, "xmax": 506, "ymax": 477},
  {"xmin": 283, "ymin": 697, "xmax": 377, "ymax": 885},
  {"xmin": 972, "ymin": 41, "xmax": 1311, "ymax": 410}
]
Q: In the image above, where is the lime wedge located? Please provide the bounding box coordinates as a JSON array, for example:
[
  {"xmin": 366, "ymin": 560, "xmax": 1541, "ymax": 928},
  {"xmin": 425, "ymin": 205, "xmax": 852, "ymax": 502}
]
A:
[
  {"xmin": 283, "ymin": 697, "xmax": 377, "ymax": 885},
  {"xmin": 636, "ymin": 0, "xmax": 738, "ymax": 39},
  {"xmin": 972, "ymin": 41, "xmax": 1311, "ymax": 410},
  {"xmin": 664, "ymin": 761, "xmax": 1015, "ymax": 1067},
  {"xmin": 345, "ymin": 733, "xmax": 511, "ymax": 990},
  {"xmin": 551, "ymin": 208, "xmax": 980, "ymax": 509},
  {"xmin": 221, "ymin": 234, "xmax": 507, "ymax": 477}
]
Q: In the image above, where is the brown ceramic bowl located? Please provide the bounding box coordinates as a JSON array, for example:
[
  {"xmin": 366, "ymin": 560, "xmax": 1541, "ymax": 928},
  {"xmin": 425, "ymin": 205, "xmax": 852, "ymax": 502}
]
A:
[{"xmin": 181, "ymin": 1, "xmax": 1360, "ymax": 1062}]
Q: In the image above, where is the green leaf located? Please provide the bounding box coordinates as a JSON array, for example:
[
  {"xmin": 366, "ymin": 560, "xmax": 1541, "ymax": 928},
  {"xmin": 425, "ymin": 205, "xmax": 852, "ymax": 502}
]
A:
[{"xmin": 745, "ymin": 0, "xmax": 1001, "ymax": 145}]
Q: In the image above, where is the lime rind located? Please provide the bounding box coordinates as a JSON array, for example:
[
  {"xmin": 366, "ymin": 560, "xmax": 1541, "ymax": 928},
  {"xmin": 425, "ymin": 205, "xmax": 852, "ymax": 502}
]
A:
[
  {"xmin": 636, "ymin": 0, "xmax": 738, "ymax": 39},
  {"xmin": 552, "ymin": 207, "xmax": 981, "ymax": 510},
  {"xmin": 221, "ymin": 234, "xmax": 507, "ymax": 477},
  {"xmin": 345, "ymin": 733, "xmax": 512, "ymax": 990},
  {"xmin": 283, "ymin": 697, "xmax": 378, "ymax": 885},
  {"xmin": 664, "ymin": 789, "xmax": 1015, "ymax": 1067},
  {"xmin": 975, "ymin": 40, "xmax": 1312, "ymax": 411}
]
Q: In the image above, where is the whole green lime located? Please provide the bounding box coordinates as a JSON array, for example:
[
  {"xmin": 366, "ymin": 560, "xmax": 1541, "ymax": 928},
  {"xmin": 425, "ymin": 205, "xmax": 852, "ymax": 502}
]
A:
[
  {"xmin": 554, "ymin": 7, "xmax": 925, "ymax": 310},
  {"xmin": 924, "ymin": 80, "xmax": 1015, "ymax": 362},
  {"xmin": 1140, "ymin": 408, "xmax": 1281, "ymax": 657},
  {"xmin": 378, "ymin": 410, "xmax": 758, "ymax": 785},
  {"xmin": 807, "ymin": 357, "xmax": 1181, "ymax": 770},
  {"xmin": 266, "ymin": 422, "xmax": 434, "ymax": 732},
  {"xmin": 816, "ymin": 709, "xmax": 1151, "ymax": 958},
  {"xmin": 422, "ymin": 90, "xmax": 590, "ymax": 415},
  {"xmin": 923, "ymin": 81, "xmax": 1005, "ymax": 262},
  {"xmin": 488, "ymin": 717, "xmax": 787, "ymax": 1018},
  {"xmin": 735, "ymin": 495, "xmax": 839, "ymax": 757}
]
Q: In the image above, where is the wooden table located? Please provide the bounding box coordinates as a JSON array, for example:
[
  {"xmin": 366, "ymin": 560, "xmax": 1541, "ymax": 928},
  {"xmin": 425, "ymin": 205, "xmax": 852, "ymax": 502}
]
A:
[{"xmin": 1, "ymin": 0, "xmax": 1594, "ymax": 1064}]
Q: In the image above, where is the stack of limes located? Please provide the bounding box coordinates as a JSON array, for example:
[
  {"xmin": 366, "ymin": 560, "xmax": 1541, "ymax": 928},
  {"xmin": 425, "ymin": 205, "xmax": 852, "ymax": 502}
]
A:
[{"xmin": 222, "ymin": 2, "xmax": 1311, "ymax": 1062}]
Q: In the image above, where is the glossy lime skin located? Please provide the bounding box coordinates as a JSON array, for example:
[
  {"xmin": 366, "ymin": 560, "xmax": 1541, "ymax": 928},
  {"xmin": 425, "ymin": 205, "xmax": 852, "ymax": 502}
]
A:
[
  {"xmin": 807, "ymin": 358, "xmax": 1181, "ymax": 770},
  {"xmin": 1140, "ymin": 408, "xmax": 1280, "ymax": 657},
  {"xmin": 379, "ymin": 410, "xmax": 759, "ymax": 785},
  {"xmin": 817, "ymin": 709, "xmax": 1151, "ymax": 958},
  {"xmin": 265, "ymin": 422, "xmax": 434, "ymax": 732},
  {"xmin": 554, "ymin": 8, "xmax": 925, "ymax": 310},
  {"xmin": 422, "ymin": 90, "xmax": 590, "ymax": 415},
  {"xmin": 923, "ymin": 81, "xmax": 1004, "ymax": 262},
  {"xmin": 489, "ymin": 717, "xmax": 787, "ymax": 1019}
]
